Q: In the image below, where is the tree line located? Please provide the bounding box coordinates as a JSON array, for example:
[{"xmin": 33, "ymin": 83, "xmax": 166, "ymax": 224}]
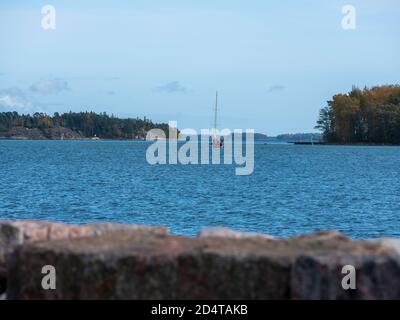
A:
[
  {"xmin": 316, "ymin": 85, "xmax": 400, "ymax": 144},
  {"xmin": 0, "ymin": 111, "xmax": 170, "ymax": 139}
]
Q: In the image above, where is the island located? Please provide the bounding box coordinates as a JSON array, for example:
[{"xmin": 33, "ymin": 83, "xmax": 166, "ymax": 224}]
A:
[
  {"xmin": 316, "ymin": 85, "xmax": 400, "ymax": 145},
  {"xmin": 0, "ymin": 111, "xmax": 170, "ymax": 140}
]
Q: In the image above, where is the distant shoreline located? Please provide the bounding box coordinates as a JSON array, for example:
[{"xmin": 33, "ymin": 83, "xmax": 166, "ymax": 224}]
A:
[
  {"xmin": 0, "ymin": 136, "xmax": 147, "ymax": 141},
  {"xmin": 1, "ymin": 136, "xmax": 399, "ymax": 146},
  {"xmin": 293, "ymin": 142, "xmax": 400, "ymax": 146}
]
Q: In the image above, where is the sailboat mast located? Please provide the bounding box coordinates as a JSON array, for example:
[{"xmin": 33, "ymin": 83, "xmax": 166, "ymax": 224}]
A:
[{"xmin": 214, "ymin": 91, "xmax": 218, "ymax": 130}]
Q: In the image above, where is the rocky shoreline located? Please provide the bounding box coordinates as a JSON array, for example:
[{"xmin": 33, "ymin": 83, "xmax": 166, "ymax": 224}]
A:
[
  {"xmin": 0, "ymin": 126, "xmax": 84, "ymax": 140},
  {"xmin": 1, "ymin": 220, "xmax": 399, "ymax": 300}
]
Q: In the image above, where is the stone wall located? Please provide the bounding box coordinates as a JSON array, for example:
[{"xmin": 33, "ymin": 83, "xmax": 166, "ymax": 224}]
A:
[{"xmin": 1, "ymin": 221, "xmax": 399, "ymax": 299}]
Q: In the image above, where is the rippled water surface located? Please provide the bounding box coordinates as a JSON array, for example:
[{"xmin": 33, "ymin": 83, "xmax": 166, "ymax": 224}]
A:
[{"xmin": 0, "ymin": 140, "xmax": 399, "ymax": 238}]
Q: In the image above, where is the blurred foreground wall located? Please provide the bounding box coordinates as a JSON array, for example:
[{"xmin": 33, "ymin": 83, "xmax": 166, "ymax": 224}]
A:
[{"xmin": 1, "ymin": 221, "xmax": 399, "ymax": 300}]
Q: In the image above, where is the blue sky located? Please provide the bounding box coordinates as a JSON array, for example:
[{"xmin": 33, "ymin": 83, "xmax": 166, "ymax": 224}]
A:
[{"xmin": 0, "ymin": 0, "xmax": 399, "ymax": 135}]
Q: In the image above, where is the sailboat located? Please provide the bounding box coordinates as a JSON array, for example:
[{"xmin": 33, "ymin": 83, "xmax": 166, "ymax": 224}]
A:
[{"xmin": 212, "ymin": 91, "xmax": 224, "ymax": 148}]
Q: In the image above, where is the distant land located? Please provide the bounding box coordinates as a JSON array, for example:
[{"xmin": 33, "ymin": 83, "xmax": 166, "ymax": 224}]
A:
[
  {"xmin": 274, "ymin": 133, "xmax": 322, "ymax": 142},
  {"xmin": 237, "ymin": 133, "xmax": 322, "ymax": 142},
  {"xmin": 0, "ymin": 111, "xmax": 170, "ymax": 140},
  {"xmin": 0, "ymin": 111, "xmax": 321, "ymax": 142}
]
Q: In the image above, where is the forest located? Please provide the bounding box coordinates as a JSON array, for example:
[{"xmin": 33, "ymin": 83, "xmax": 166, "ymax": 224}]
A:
[
  {"xmin": 0, "ymin": 111, "xmax": 170, "ymax": 139},
  {"xmin": 316, "ymin": 85, "xmax": 400, "ymax": 144}
]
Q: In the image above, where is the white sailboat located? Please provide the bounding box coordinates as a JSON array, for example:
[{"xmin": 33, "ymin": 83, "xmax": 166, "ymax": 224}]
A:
[{"xmin": 212, "ymin": 91, "xmax": 224, "ymax": 148}]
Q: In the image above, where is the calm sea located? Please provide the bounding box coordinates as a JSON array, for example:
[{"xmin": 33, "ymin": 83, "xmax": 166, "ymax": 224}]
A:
[{"xmin": 0, "ymin": 140, "xmax": 399, "ymax": 239}]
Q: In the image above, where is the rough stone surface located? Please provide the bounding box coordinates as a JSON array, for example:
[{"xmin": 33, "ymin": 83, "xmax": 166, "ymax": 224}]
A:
[
  {"xmin": 291, "ymin": 252, "xmax": 400, "ymax": 299},
  {"xmin": 0, "ymin": 267, "xmax": 5, "ymax": 294},
  {"xmin": 367, "ymin": 238, "xmax": 400, "ymax": 255},
  {"xmin": 198, "ymin": 227, "xmax": 276, "ymax": 240},
  {"xmin": 0, "ymin": 221, "xmax": 168, "ymax": 246},
  {"xmin": 2, "ymin": 222, "xmax": 400, "ymax": 300},
  {"xmin": 6, "ymin": 228, "xmax": 399, "ymax": 300},
  {"xmin": 0, "ymin": 221, "xmax": 168, "ymax": 294},
  {"xmin": 289, "ymin": 230, "xmax": 351, "ymax": 242},
  {"xmin": 288, "ymin": 233, "xmax": 400, "ymax": 300},
  {"xmin": 7, "ymin": 233, "xmax": 291, "ymax": 299}
]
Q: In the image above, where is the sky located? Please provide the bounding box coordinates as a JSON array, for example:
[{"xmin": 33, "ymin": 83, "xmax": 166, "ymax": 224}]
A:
[{"xmin": 0, "ymin": 0, "xmax": 399, "ymax": 135}]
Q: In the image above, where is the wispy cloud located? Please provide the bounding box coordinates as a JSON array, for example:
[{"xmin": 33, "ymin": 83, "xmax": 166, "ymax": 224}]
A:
[
  {"xmin": 0, "ymin": 87, "xmax": 39, "ymax": 114},
  {"xmin": 267, "ymin": 85, "xmax": 285, "ymax": 92},
  {"xmin": 106, "ymin": 90, "xmax": 115, "ymax": 95},
  {"xmin": 30, "ymin": 78, "xmax": 70, "ymax": 94},
  {"xmin": 154, "ymin": 81, "xmax": 187, "ymax": 93}
]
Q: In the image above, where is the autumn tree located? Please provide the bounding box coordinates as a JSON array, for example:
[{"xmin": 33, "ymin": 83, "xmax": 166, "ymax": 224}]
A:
[{"xmin": 316, "ymin": 85, "xmax": 400, "ymax": 144}]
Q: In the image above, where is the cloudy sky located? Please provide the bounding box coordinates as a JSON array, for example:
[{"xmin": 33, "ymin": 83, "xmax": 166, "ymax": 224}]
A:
[{"xmin": 0, "ymin": 0, "xmax": 399, "ymax": 135}]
